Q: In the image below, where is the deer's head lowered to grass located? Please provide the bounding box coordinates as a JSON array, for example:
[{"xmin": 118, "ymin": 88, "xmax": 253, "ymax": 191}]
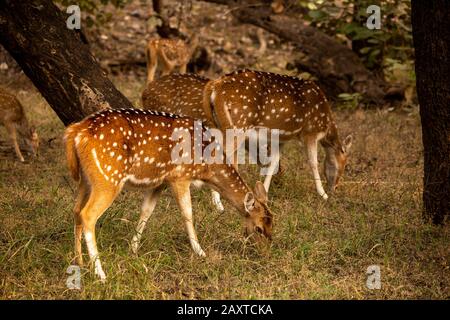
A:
[{"xmin": 322, "ymin": 134, "xmax": 353, "ymax": 193}]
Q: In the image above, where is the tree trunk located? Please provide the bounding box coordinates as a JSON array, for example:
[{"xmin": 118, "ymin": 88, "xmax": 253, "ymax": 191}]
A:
[
  {"xmin": 0, "ymin": 0, "xmax": 133, "ymax": 126},
  {"xmin": 411, "ymin": 0, "xmax": 450, "ymax": 224}
]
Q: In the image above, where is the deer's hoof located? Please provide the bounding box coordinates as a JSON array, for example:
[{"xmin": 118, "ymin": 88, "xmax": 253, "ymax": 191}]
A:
[
  {"xmin": 95, "ymin": 268, "xmax": 107, "ymax": 282},
  {"xmin": 197, "ymin": 249, "xmax": 206, "ymax": 257},
  {"xmin": 191, "ymin": 241, "xmax": 206, "ymax": 257},
  {"xmin": 131, "ymin": 237, "xmax": 140, "ymax": 255}
]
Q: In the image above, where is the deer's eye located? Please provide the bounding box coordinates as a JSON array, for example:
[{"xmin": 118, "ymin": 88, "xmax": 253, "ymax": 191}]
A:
[
  {"xmin": 254, "ymin": 226, "xmax": 263, "ymax": 234},
  {"xmin": 263, "ymin": 217, "xmax": 272, "ymax": 225}
]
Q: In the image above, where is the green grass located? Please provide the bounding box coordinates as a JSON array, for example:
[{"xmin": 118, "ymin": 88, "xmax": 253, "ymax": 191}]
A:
[{"xmin": 0, "ymin": 80, "xmax": 448, "ymax": 299}]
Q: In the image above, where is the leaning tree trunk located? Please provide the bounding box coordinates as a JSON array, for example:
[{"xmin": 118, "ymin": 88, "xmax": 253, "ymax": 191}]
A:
[
  {"xmin": 411, "ymin": 0, "xmax": 450, "ymax": 224},
  {"xmin": 0, "ymin": 0, "xmax": 134, "ymax": 125}
]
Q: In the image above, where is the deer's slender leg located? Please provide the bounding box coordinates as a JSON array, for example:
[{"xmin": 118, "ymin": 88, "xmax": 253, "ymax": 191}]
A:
[
  {"xmin": 5, "ymin": 122, "xmax": 24, "ymax": 162},
  {"xmin": 262, "ymin": 146, "xmax": 280, "ymax": 192},
  {"xmin": 192, "ymin": 180, "xmax": 223, "ymax": 213},
  {"xmin": 179, "ymin": 63, "xmax": 187, "ymax": 74},
  {"xmin": 80, "ymin": 185, "xmax": 119, "ymax": 281},
  {"xmin": 131, "ymin": 186, "xmax": 163, "ymax": 254},
  {"xmin": 170, "ymin": 180, "xmax": 205, "ymax": 257},
  {"xmin": 253, "ymin": 130, "xmax": 281, "ymax": 192},
  {"xmin": 305, "ymin": 135, "xmax": 328, "ymax": 200},
  {"xmin": 73, "ymin": 177, "xmax": 90, "ymax": 266},
  {"xmin": 211, "ymin": 190, "xmax": 224, "ymax": 212},
  {"xmin": 146, "ymin": 43, "xmax": 158, "ymax": 83}
]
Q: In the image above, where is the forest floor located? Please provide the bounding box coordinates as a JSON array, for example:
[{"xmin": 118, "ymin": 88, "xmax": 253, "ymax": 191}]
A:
[{"xmin": 0, "ymin": 77, "xmax": 448, "ymax": 299}]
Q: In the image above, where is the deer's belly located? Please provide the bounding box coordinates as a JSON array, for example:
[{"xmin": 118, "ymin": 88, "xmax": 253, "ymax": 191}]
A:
[{"xmin": 122, "ymin": 174, "xmax": 165, "ymax": 190}]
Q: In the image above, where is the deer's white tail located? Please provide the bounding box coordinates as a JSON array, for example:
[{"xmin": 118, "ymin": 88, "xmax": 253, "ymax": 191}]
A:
[
  {"xmin": 202, "ymin": 80, "xmax": 216, "ymax": 124},
  {"xmin": 202, "ymin": 79, "xmax": 233, "ymax": 128},
  {"xmin": 64, "ymin": 123, "xmax": 83, "ymax": 181}
]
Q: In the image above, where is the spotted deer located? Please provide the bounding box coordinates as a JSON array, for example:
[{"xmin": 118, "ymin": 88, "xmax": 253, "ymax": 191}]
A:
[
  {"xmin": 146, "ymin": 34, "xmax": 199, "ymax": 84},
  {"xmin": 202, "ymin": 70, "xmax": 353, "ymax": 200},
  {"xmin": 64, "ymin": 108, "xmax": 273, "ymax": 280},
  {"xmin": 0, "ymin": 88, "xmax": 39, "ymax": 162}
]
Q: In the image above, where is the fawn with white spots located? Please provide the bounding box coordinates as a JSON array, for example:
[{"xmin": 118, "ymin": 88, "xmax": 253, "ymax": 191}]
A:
[
  {"xmin": 0, "ymin": 88, "xmax": 39, "ymax": 162},
  {"xmin": 64, "ymin": 108, "xmax": 273, "ymax": 280},
  {"xmin": 203, "ymin": 70, "xmax": 353, "ymax": 200},
  {"xmin": 146, "ymin": 34, "xmax": 199, "ymax": 84}
]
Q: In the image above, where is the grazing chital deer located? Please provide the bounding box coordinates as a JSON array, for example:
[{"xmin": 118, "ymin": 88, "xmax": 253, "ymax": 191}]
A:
[
  {"xmin": 145, "ymin": 34, "xmax": 199, "ymax": 84},
  {"xmin": 0, "ymin": 88, "xmax": 39, "ymax": 162},
  {"xmin": 64, "ymin": 108, "xmax": 273, "ymax": 280},
  {"xmin": 202, "ymin": 70, "xmax": 353, "ymax": 200}
]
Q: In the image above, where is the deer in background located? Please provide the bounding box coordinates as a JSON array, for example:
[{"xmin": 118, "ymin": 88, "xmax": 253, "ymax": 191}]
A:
[
  {"xmin": 65, "ymin": 108, "xmax": 273, "ymax": 280},
  {"xmin": 0, "ymin": 88, "xmax": 39, "ymax": 162},
  {"xmin": 145, "ymin": 34, "xmax": 199, "ymax": 84},
  {"xmin": 202, "ymin": 70, "xmax": 353, "ymax": 200}
]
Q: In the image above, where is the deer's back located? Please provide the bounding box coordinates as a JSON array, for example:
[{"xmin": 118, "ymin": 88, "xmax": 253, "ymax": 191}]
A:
[
  {"xmin": 142, "ymin": 73, "xmax": 209, "ymax": 123},
  {"xmin": 211, "ymin": 70, "xmax": 333, "ymax": 138},
  {"xmin": 68, "ymin": 108, "xmax": 223, "ymax": 188}
]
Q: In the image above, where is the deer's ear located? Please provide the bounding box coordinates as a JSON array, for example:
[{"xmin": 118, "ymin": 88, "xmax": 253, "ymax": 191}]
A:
[
  {"xmin": 244, "ymin": 192, "xmax": 255, "ymax": 213},
  {"xmin": 254, "ymin": 181, "xmax": 268, "ymax": 204},
  {"xmin": 342, "ymin": 134, "xmax": 353, "ymax": 153}
]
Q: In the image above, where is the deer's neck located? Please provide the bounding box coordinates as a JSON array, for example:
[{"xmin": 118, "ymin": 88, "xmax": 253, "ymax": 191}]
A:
[
  {"xmin": 323, "ymin": 114, "xmax": 341, "ymax": 147},
  {"xmin": 16, "ymin": 115, "xmax": 30, "ymax": 137},
  {"xmin": 322, "ymin": 119, "xmax": 343, "ymax": 167},
  {"xmin": 205, "ymin": 164, "xmax": 249, "ymax": 215}
]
